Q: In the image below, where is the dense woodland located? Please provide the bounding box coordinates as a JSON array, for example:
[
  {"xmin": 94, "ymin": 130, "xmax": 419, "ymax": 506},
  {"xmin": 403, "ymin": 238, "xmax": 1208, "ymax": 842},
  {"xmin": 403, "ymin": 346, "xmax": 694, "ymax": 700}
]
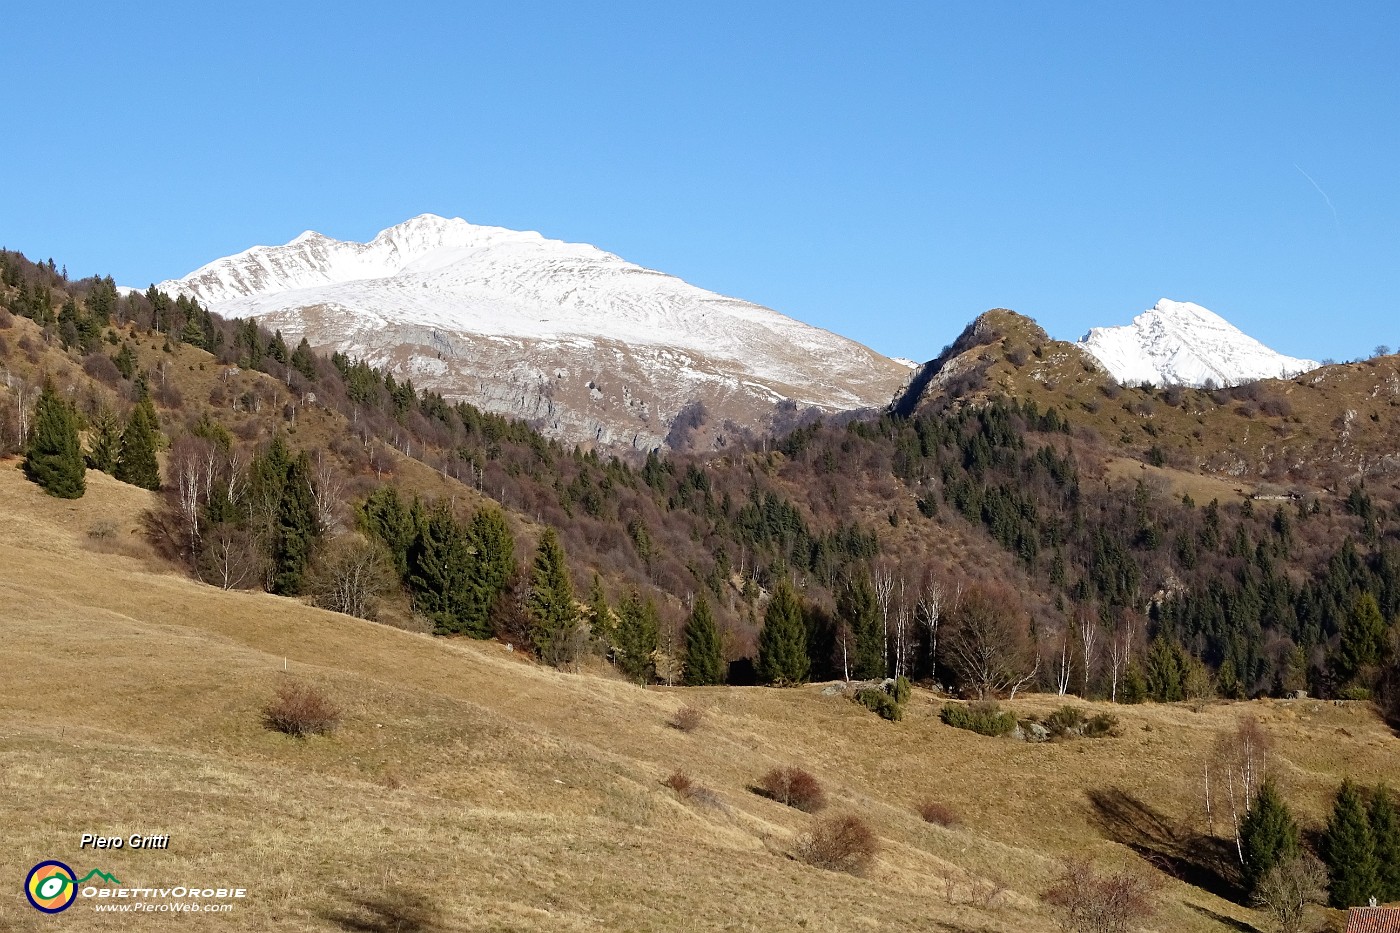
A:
[{"xmin": 2, "ymin": 247, "xmax": 1398, "ymax": 722}]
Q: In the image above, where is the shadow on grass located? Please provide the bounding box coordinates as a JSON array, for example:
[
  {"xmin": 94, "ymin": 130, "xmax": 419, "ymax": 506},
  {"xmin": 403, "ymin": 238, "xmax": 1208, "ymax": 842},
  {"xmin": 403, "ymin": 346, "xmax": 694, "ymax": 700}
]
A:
[
  {"xmin": 320, "ymin": 888, "xmax": 441, "ymax": 933},
  {"xmin": 1186, "ymin": 902, "xmax": 1261, "ymax": 932},
  {"xmin": 1086, "ymin": 786, "xmax": 1245, "ymax": 904}
]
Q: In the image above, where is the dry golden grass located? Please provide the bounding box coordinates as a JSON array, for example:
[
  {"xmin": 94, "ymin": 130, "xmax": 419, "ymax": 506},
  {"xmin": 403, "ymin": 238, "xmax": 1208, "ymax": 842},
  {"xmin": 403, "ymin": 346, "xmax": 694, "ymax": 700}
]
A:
[{"xmin": 1, "ymin": 460, "xmax": 1396, "ymax": 931}]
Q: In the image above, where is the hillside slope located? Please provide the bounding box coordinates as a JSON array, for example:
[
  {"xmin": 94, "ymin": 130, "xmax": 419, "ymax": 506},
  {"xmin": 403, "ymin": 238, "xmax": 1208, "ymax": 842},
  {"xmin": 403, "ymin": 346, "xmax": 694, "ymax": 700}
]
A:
[{"xmin": 2, "ymin": 461, "xmax": 1393, "ymax": 932}]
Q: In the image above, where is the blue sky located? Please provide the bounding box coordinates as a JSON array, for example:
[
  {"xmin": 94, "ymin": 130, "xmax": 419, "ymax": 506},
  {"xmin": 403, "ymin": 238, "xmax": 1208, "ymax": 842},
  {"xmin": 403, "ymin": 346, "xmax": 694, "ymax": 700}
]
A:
[{"xmin": 3, "ymin": 2, "xmax": 1397, "ymax": 363}]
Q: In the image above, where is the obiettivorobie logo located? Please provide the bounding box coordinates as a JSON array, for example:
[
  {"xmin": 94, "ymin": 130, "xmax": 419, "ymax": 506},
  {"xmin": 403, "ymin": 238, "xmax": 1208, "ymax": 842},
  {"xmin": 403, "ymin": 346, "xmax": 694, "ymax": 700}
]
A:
[
  {"xmin": 24, "ymin": 859, "xmax": 247, "ymax": 914},
  {"xmin": 25, "ymin": 861, "xmax": 121, "ymax": 913}
]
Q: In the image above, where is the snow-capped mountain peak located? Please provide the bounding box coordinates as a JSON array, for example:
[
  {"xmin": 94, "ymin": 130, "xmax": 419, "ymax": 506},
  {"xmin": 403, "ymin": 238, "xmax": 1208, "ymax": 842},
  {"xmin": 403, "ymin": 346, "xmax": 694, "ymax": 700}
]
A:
[
  {"xmin": 1075, "ymin": 298, "xmax": 1319, "ymax": 387},
  {"xmin": 156, "ymin": 215, "xmax": 911, "ymax": 450}
]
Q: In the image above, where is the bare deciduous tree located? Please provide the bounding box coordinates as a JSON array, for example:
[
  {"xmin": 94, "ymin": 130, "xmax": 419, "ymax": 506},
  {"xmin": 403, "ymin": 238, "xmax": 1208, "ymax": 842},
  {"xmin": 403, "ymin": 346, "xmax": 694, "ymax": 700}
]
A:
[
  {"xmin": 309, "ymin": 450, "xmax": 347, "ymax": 534},
  {"xmin": 307, "ymin": 535, "xmax": 396, "ymax": 620},
  {"xmin": 1206, "ymin": 716, "xmax": 1272, "ymax": 864},
  {"xmin": 946, "ymin": 584, "xmax": 1038, "ymax": 699},
  {"xmin": 1079, "ymin": 610, "xmax": 1100, "ymax": 698},
  {"xmin": 873, "ymin": 564, "xmax": 895, "ymax": 678},
  {"xmin": 1252, "ymin": 853, "xmax": 1327, "ymax": 933},
  {"xmin": 196, "ymin": 523, "xmax": 261, "ymax": 591},
  {"xmin": 1042, "ymin": 858, "xmax": 1159, "ymax": 933},
  {"xmin": 917, "ymin": 573, "xmax": 946, "ymax": 682}
]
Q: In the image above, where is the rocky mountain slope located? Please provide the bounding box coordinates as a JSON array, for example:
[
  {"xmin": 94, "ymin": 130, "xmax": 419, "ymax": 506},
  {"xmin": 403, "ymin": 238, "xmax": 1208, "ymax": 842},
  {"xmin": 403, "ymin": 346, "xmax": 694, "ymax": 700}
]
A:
[
  {"xmin": 157, "ymin": 215, "xmax": 912, "ymax": 451},
  {"xmin": 1075, "ymin": 299, "xmax": 1319, "ymax": 387}
]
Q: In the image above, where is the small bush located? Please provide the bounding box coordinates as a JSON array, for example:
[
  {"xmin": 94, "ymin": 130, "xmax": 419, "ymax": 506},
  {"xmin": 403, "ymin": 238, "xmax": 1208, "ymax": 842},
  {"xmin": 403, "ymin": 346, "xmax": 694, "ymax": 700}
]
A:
[
  {"xmin": 1082, "ymin": 712, "xmax": 1121, "ymax": 738},
  {"xmin": 758, "ymin": 766, "xmax": 827, "ymax": 813},
  {"xmin": 796, "ymin": 814, "xmax": 879, "ymax": 875},
  {"xmin": 856, "ymin": 687, "xmax": 903, "ymax": 721},
  {"xmin": 1043, "ymin": 705, "xmax": 1087, "ymax": 738},
  {"xmin": 892, "ymin": 675, "xmax": 912, "ymax": 705},
  {"xmin": 917, "ymin": 800, "xmax": 961, "ymax": 827},
  {"xmin": 668, "ymin": 706, "xmax": 704, "ymax": 732},
  {"xmin": 664, "ymin": 770, "xmax": 724, "ymax": 809},
  {"xmin": 261, "ymin": 681, "xmax": 341, "ymax": 738},
  {"xmin": 940, "ymin": 701, "xmax": 1017, "ymax": 737}
]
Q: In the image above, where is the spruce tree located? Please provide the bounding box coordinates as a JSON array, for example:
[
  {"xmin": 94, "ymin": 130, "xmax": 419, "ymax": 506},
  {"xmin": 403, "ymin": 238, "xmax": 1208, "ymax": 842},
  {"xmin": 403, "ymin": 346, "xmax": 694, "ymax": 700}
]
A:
[
  {"xmin": 838, "ymin": 573, "xmax": 883, "ymax": 680},
  {"xmin": 84, "ymin": 407, "xmax": 121, "ymax": 474},
  {"xmin": 270, "ymin": 452, "xmax": 320, "ymax": 595},
  {"xmin": 526, "ymin": 529, "xmax": 577, "ymax": 662},
  {"xmin": 359, "ymin": 486, "xmax": 417, "ymax": 580},
  {"xmin": 407, "ymin": 502, "xmax": 471, "ymax": 633},
  {"xmin": 114, "ymin": 400, "xmax": 161, "ymax": 490},
  {"xmin": 614, "ymin": 589, "xmax": 658, "ymax": 684},
  {"xmin": 22, "ymin": 382, "xmax": 85, "ymax": 499},
  {"xmin": 683, "ymin": 594, "xmax": 725, "ymax": 686},
  {"xmin": 291, "ymin": 338, "xmax": 318, "ymax": 380},
  {"xmin": 1370, "ymin": 784, "xmax": 1400, "ymax": 902},
  {"xmin": 1240, "ymin": 779, "xmax": 1300, "ymax": 896},
  {"xmin": 588, "ymin": 573, "xmax": 614, "ymax": 645},
  {"xmin": 1322, "ymin": 778, "xmax": 1378, "ymax": 908},
  {"xmin": 757, "ymin": 580, "xmax": 810, "ymax": 686},
  {"xmin": 464, "ymin": 506, "xmax": 515, "ymax": 638},
  {"xmin": 1336, "ymin": 594, "xmax": 1388, "ymax": 686}
]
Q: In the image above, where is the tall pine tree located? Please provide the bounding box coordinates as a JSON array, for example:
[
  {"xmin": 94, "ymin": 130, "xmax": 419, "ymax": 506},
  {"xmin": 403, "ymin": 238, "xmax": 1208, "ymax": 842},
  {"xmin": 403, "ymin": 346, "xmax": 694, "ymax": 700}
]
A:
[
  {"xmin": 757, "ymin": 580, "xmax": 810, "ymax": 686},
  {"xmin": 527, "ymin": 529, "xmax": 577, "ymax": 663},
  {"xmin": 1322, "ymin": 778, "xmax": 1379, "ymax": 908},
  {"xmin": 464, "ymin": 506, "xmax": 515, "ymax": 638},
  {"xmin": 114, "ymin": 400, "xmax": 161, "ymax": 490},
  {"xmin": 1370, "ymin": 784, "xmax": 1400, "ymax": 902},
  {"xmin": 23, "ymin": 381, "xmax": 85, "ymax": 499},
  {"xmin": 270, "ymin": 452, "xmax": 320, "ymax": 595},
  {"xmin": 838, "ymin": 572, "xmax": 883, "ymax": 680},
  {"xmin": 613, "ymin": 589, "xmax": 659, "ymax": 684},
  {"xmin": 407, "ymin": 502, "xmax": 472, "ymax": 634},
  {"xmin": 1240, "ymin": 779, "xmax": 1300, "ymax": 896},
  {"xmin": 84, "ymin": 406, "xmax": 121, "ymax": 474},
  {"xmin": 683, "ymin": 594, "xmax": 725, "ymax": 686}
]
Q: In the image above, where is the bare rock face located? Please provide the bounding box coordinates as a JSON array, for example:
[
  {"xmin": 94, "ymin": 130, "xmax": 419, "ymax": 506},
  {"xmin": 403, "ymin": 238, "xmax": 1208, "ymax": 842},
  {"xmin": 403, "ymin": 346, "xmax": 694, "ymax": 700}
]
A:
[{"xmin": 158, "ymin": 214, "xmax": 913, "ymax": 451}]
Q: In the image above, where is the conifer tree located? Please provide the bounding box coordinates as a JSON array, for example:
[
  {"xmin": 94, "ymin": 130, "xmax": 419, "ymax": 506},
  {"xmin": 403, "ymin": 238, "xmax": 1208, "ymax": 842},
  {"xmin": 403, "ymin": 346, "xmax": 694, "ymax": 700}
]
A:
[
  {"xmin": 838, "ymin": 572, "xmax": 883, "ymax": 680},
  {"xmin": 112, "ymin": 342, "xmax": 137, "ymax": 380},
  {"xmin": 359, "ymin": 486, "xmax": 417, "ymax": 580},
  {"xmin": 1322, "ymin": 778, "xmax": 1378, "ymax": 908},
  {"xmin": 407, "ymin": 501, "xmax": 471, "ymax": 633},
  {"xmin": 757, "ymin": 579, "xmax": 810, "ymax": 686},
  {"xmin": 1370, "ymin": 784, "xmax": 1400, "ymax": 902},
  {"xmin": 527, "ymin": 529, "xmax": 577, "ymax": 662},
  {"xmin": 22, "ymin": 382, "xmax": 85, "ymax": 499},
  {"xmin": 114, "ymin": 400, "xmax": 161, "ymax": 490},
  {"xmin": 614, "ymin": 589, "xmax": 659, "ymax": 684},
  {"xmin": 84, "ymin": 407, "xmax": 121, "ymax": 474},
  {"xmin": 270, "ymin": 452, "xmax": 320, "ymax": 595},
  {"xmin": 1336, "ymin": 593, "xmax": 1388, "ymax": 686},
  {"xmin": 683, "ymin": 594, "xmax": 725, "ymax": 686},
  {"xmin": 588, "ymin": 574, "xmax": 614, "ymax": 645},
  {"xmin": 1241, "ymin": 779, "xmax": 1300, "ymax": 896},
  {"xmin": 291, "ymin": 338, "xmax": 318, "ymax": 380},
  {"xmin": 464, "ymin": 506, "xmax": 515, "ymax": 638}
]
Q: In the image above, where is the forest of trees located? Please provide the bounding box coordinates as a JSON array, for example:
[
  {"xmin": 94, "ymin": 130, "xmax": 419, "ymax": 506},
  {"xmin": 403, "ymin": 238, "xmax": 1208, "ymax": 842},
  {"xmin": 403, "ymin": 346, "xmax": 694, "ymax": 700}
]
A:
[{"xmin": 1, "ymin": 247, "xmax": 1398, "ymax": 718}]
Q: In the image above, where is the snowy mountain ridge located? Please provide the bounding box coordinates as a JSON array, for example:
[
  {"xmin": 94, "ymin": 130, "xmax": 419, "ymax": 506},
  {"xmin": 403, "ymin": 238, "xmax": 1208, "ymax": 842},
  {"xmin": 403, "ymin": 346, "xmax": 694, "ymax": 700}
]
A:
[
  {"xmin": 1074, "ymin": 299, "xmax": 1320, "ymax": 387},
  {"xmin": 157, "ymin": 214, "xmax": 912, "ymax": 450}
]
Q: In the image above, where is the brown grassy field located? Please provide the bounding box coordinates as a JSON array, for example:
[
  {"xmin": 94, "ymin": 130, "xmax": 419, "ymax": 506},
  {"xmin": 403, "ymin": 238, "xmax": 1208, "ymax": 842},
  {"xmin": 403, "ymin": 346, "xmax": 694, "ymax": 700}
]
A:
[{"xmin": 1, "ymin": 460, "xmax": 1396, "ymax": 932}]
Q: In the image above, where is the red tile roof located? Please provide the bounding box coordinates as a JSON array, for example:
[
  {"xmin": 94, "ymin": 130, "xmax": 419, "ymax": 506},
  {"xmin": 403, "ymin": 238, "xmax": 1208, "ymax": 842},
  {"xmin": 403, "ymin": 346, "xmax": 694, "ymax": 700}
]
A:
[{"xmin": 1347, "ymin": 908, "xmax": 1400, "ymax": 933}]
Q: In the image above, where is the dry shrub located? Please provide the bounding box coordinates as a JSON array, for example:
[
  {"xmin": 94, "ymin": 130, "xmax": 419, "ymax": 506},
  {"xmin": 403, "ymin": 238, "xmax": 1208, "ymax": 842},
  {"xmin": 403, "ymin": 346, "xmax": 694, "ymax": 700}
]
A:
[
  {"xmin": 917, "ymin": 800, "xmax": 960, "ymax": 827},
  {"xmin": 663, "ymin": 770, "xmax": 694, "ymax": 795},
  {"xmin": 664, "ymin": 770, "xmax": 724, "ymax": 809},
  {"xmin": 261, "ymin": 681, "xmax": 341, "ymax": 738},
  {"xmin": 796, "ymin": 814, "xmax": 878, "ymax": 875},
  {"xmin": 668, "ymin": 705, "xmax": 704, "ymax": 732},
  {"xmin": 758, "ymin": 766, "xmax": 827, "ymax": 812},
  {"xmin": 1042, "ymin": 857, "xmax": 1159, "ymax": 933}
]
